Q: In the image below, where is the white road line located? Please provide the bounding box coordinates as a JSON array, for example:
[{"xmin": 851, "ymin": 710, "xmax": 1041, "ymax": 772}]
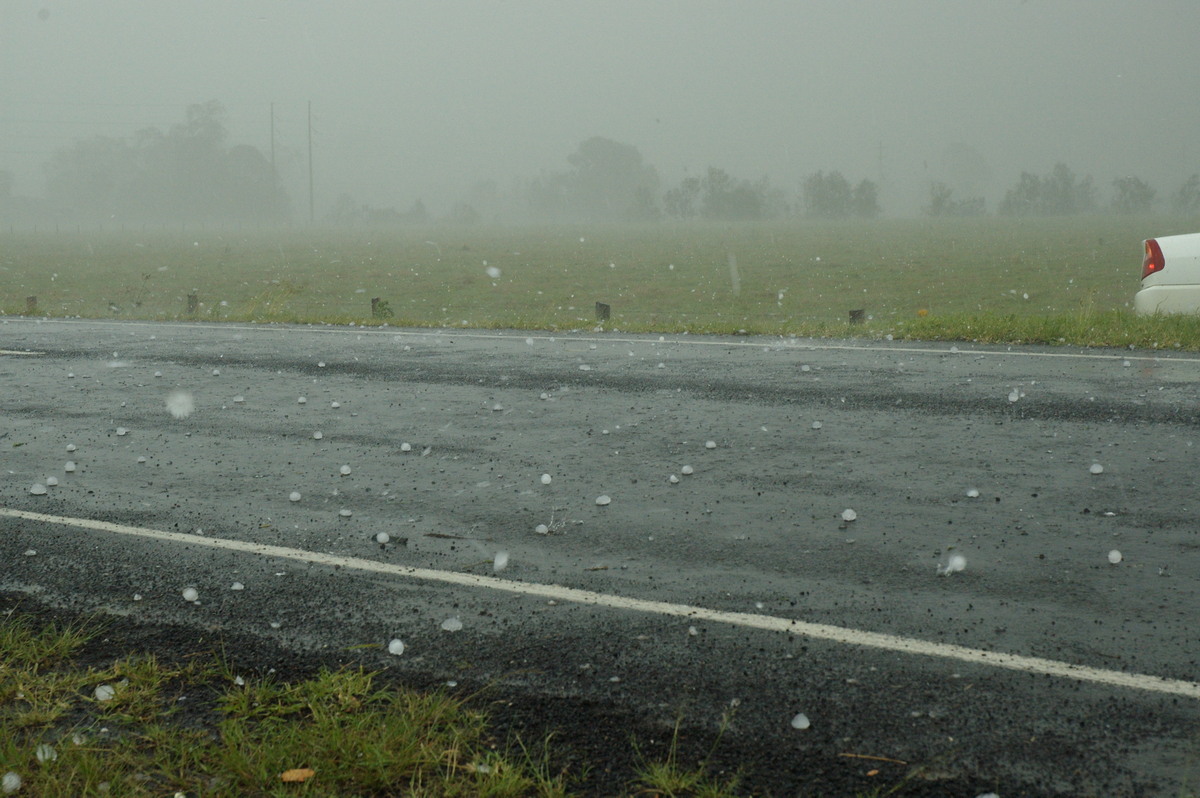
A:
[
  {"xmin": 0, "ymin": 349, "xmax": 43, "ymax": 355},
  {"xmin": 4, "ymin": 316, "xmax": 1197, "ymax": 365},
  {"xmin": 4, "ymin": 506, "xmax": 1198, "ymax": 700}
]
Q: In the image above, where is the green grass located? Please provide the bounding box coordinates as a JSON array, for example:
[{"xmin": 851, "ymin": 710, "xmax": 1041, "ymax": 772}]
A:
[{"xmin": 4, "ymin": 215, "xmax": 1200, "ymax": 348}]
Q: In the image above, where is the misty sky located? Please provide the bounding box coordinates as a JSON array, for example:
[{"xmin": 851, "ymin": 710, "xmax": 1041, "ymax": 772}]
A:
[{"xmin": 3, "ymin": 1, "xmax": 1198, "ymax": 216}]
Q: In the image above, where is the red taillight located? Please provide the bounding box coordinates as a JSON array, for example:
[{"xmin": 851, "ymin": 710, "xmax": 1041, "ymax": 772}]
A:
[{"xmin": 1142, "ymin": 239, "xmax": 1165, "ymax": 280}]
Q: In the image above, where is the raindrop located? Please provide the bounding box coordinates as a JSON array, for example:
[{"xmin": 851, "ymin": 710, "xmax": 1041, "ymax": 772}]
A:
[
  {"xmin": 441, "ymin": 617, "xmax": 463, "ymax": 632},
  {"xmin": 595, "ymin": 495, "xmax": 612, "ymax": 506},
  {"xmin": 289, "ymin": 491, "xmax": 302, "ymax": 502},
  {"xmin": 540, "ymin": 473, "xmax": 552, "ymax": 485},
  {"xmin": 182, "ymin": 587, "xmax": 199, "ymax": 602},
  {"xmin": 494, "ymin": 550, "xmax": 510, "ymax": 571},
  {"xmin": 339, "ymin": 464, "xmax": 352, "ymax": 476},
  {"xmin": 388, "ymin": 639, "xmax": 406, "ymax": 655},
  {"xmin": 165, "ymin": 390, "xmax": 195, "ymax": 419},
  {"xmin": 1108, "ymin": 549, "xmax": 1123, "ymax": 564},
  {"xmin": 1089, "ymin": 463, "xmax": 1104, "ymax": 475},
  {"xmin": 790, "ymin": 712, "xmax": 811, "ymax": 730},
  {"xmin": 841, "ymin": 508, "xmax": 857, "ymax": 522}
]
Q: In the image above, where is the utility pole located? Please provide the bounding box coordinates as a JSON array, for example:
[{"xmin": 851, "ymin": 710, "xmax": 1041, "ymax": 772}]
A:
[
  {"xmin": 307, "ymin": 100, "xmax": 314, "ymax": 224},
  {"xmin": 269, "ymin": 102, "xmax": 275, "ymax": 175}
]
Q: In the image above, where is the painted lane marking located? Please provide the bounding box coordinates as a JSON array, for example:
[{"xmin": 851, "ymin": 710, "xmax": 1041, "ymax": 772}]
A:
[
  {"xmin": 3, "ymin": 316, "xmax": 1196, "ymax": 365},
  {"xmin": 4, "ymin": 506, "xmax": 1198, "ymax": 700},
  {"xmin": 0, "ymin": 349, "xmax": 43, "ymax": 355}
]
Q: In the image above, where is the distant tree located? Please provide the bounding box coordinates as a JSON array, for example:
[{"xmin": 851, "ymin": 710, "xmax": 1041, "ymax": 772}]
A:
[
  {"xmin": 566, "ymin": 136, "xmax": 660, "ymax": 221},
  {"xmin": 1111, "ymin": 176, "xmax": 1156, "ymax": 214},
  {"xmin": 923, "ymin": 181, "xmax": 985, "ymax": 217},
  {"xmin": 663, "ymin": 176, "xmax": 701, "ymax": 219},
  {"xmin": 43, "ymin": 100, "xmax": 289, "ymax": 224},
  {"xmin": 700, "ymin": 167, "xmax": 766, "ymax": 220},
  {"xmin": 1173, "ymin": 174, "xmax": 1200, "ymax": 214},
  {"xmin": 802, "ymin": 170, "xmax": 852, "ymax": 218},
  {"xmin": 851, "ymin": 179, "xmax": 881, "ymax": 219},
  {"xmin": 998, "ymin": 163, "xmax": 1095, "ymax": 216}
]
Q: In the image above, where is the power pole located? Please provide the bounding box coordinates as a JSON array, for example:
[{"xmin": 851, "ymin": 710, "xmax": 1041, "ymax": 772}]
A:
[
  {"xmin": 269, "ymin": 102, "xmax": 275, "ymax": 175},
  {"xmin": 307, "ymin": 100, "xmax": 314, "ymax": 224}
]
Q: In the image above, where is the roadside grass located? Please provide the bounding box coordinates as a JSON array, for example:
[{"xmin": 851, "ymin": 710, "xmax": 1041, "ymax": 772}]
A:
[
  {"xmin": 1, "ymin": 611, "xmax": 776, "ymax": 797},
  {"xmin": 5, "ymin": 215, "xmax": 1200, "ymax": 348}
]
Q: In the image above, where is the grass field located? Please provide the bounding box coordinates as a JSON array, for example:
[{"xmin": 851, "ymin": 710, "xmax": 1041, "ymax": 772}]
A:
[{"xmin": 3, "ymin": 215, "xmax": 1200, "ymax": 348}]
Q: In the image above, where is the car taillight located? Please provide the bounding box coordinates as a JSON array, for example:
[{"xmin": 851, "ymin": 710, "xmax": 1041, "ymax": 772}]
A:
[{"xmin": 1142, "ymin": 238, "xmax": 1165, "ymax": 280}]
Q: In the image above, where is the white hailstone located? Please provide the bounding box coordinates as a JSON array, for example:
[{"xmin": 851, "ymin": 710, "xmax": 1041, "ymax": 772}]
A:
[
  {"xmin": 35, "ymin": 743, "xmax": 56, "ymax": 762},
  {"xmin": 1108, "ymin": 549, "xmax": 1123, "ymax": 564},
  {"xmin": 669, "ymin": 474, "xmax": 680, "ymax": 484},
  {"xmin": 811, "ymin": 421, "xmax": 822, "ymax": 430},
  {"xmin": 540, "ymin": 473, "xmax": 552, "ymax": 485},
  {"xmin": 233, "ymin": 395, "xmax": 245, "ymax": 403},
  {"xmin": 182, "ymin": 587, "xmax": 199, "ymax": 602},
  {"xmin": 400, "ymin": 442, "xmax": 412, "ymax": 452},
  {"xmin": 800, "ymin": 365, "xmax": 811, "ymax": 372},
  {"xmin": 485, "ymin": 266, "xmax": 501, "ymax": 279},
  {"xmin": 2, "ymin": 773, "xmax": 21, "ymax": 794},
  {"xmin": 137, "ymin": 456, "xmax": 146, "ymax": 463},
  {"xmin": 339, "ymin": 464, "xmax": 352, "ymax": 476},
  {"xmin": 211, "ymin": 368, "xmax": 220, "ymax": 376},
  {"xmin": 966, "ymin": 488, "xmax": 980, "ymax": 498},
  {"xmin": 231, "ymin": 582, "xmax": 245, "ymax": 591},
  {"xmin": 535, "ymin": 524, "xmax": 550, "ymax": 534},
  {"xmin": 330, "ymin": 401, "xmax": 341, "ymax": 408},
  {"xmin": 64, "ymin": 461, "xmax": 76, "ymax": 472},
  {"xmin": 1007, "ymin": 389, "xmax": 1020, "ymax": 403},
  {"xmin": 975, "ymin": 794, "xmax": 1000, "ymax": 798},
  {"xmin": 578, "ymin": 364, "xmax": 591, "ymax": 371},
  {"xmin": 133, "ymin": 594, "xmax": 142, "ymax": 601},
  {"xmin": 45, "ymin": 476, "xmax": 58, "ymax": 487},
  {"xmin": 595, "ymin": 495, "xmax": 612, "ymax": 506},
  {"xmin": 297, "ymin": 396, "xmax": 307, "ymax": 404},
  {"xmin": 492, "ymin": 403, "xmax": 504, "ymax": 411},
  {"xmin": 165, "ymin": 390, "xmax": 195, "ymax": 419},
  {"xmin": 1122, "ymin": 360, "xmax": 1131, "ymax": 368},
  {"xmin": 23, "ymin": 550, "xmax": 36, "ymax": 557},
  {"xmin": 318, "ymin": 361, "xmax": 326, "ymax": 368},
  {"xmin": 66, "ymin": 443, "xmax": 76, "ymax": 452},
  {"xmin": 539, "ymin": 392, "xmax": 551, "ymax": 400},
  {"xmin": 339, "ymin": 509, "xmax": 353, "ymax": 517},
  {"xmin": 29, "ymin": 483, "xmax": 47, "ymax": 495},
  {"xmin": 116, "ymin": 427, "xmax": 128, "ymax": 436},
  {"xmin": 705, "ymin": 440, "xmax": 716, "ymax": 449},
  {"xmin": 94, "ymin": 684, "xmax": 115, "ymax": 702},
  {"xmin": 1089, "ymin": 463, "xmax": 1104, "ymax": 475},
  {"xmin": 525, "ymin": 337, "xmax": 535, "ymax": 345},
  {"xmin": 939, "ymin": 554, "xmax": 967, "ymax": 576},
  {"xmin": 950, "ymin": 346, "xmax": 959, "ymax": 353},
  {"xmin": 289, "ymin": 491, "xmax": 301, "ymax": 502},
  {"xmin": 312, "ymin": 431, "xmax": 323, "ymax": 440},
  {"xmin": 388, "ymin": 638, "xmax": 405, "ymax": 655},
  {"xmin": 67, "ymin": 372, "xmax": 74, "ymax": 378},
  {"xmin": 154, "ymin": 371, "xmax": 163, "ymax": 378},
  {"xmin": 657, "ymin": 362, "xmax": 665, "ymax": 368},
  {"xmin": 493, "ymin": 551, "xmax": 510, "ymax": 571},
  {"xmin": 269, "ymin": 621, "xmax": 281, "ymax": 629},
  {"xmin": 688, "ymin": 626, "xmax": 698, "ymax": 636},
  {"xmin": 441, "ymin": 617, "xmax": 463, "ymax": 632},
  {"xmin": 375, "ymin": 532, "xmax": 390, "ymax": 544},
  {"xmin": 790, "ymin": 712, "xmax": 811, "ymax": 730},
  {"xmin": 681, "ymin": 465, "xmax": 694, "ymax": 475},
  {"xmin": 841, "ymin": 508, "xmax": 857, "ymax": 522}
]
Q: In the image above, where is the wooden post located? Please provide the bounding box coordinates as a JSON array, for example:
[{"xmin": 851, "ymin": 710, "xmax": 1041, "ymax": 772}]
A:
[
  {"xmin": 595, "ymin": 302, "xmax": 611, "ymax": 321},
  {"xmin": 25, "ymin": 296, "xmax": 37, "ymax": 314},
  {"xmin": 187, "ymin": 293, "xmax": 199, "ymax": 314},
  {"xmin": 848, "ymin": 309, "xmax": 865, "ymax": 325}
]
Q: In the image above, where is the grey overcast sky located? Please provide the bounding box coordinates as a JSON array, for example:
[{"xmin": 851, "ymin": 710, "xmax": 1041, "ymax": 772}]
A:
[{"xmin": 3, "ymin": 1, "xmax": 1198, "ymax": 215}]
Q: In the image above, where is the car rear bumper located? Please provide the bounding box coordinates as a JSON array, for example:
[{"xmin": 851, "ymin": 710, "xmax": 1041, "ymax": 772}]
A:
[{"xmin": 1134, "ymin": 284, "xmax": 1200, "ymax": 315}]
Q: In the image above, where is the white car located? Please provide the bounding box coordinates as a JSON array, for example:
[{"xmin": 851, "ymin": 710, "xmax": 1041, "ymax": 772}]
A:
[{"xmin": 1135, "ymin": 233, "xmax": 1200, "ymax": 314}]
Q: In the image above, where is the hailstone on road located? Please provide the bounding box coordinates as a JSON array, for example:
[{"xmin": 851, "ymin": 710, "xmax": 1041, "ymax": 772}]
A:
[{"xmin": 165, "ymin": 390, "xmax": 195, "ymax": 419}]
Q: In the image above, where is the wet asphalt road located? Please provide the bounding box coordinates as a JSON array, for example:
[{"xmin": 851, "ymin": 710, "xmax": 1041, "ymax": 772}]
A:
[{"xmin": 2, "ymin": 317, "xmax": 1200, "ymax": 797}]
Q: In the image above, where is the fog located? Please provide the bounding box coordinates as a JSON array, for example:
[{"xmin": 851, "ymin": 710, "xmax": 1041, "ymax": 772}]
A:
[{"xmin": 2, "ymin": 1, "xmax": 1198, "ymax": 223}]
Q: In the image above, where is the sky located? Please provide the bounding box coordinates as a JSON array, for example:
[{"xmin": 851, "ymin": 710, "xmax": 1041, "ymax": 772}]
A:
[{"xmin": 2, "ymin": 1, "xmax": 1199, "ymax": 217}]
